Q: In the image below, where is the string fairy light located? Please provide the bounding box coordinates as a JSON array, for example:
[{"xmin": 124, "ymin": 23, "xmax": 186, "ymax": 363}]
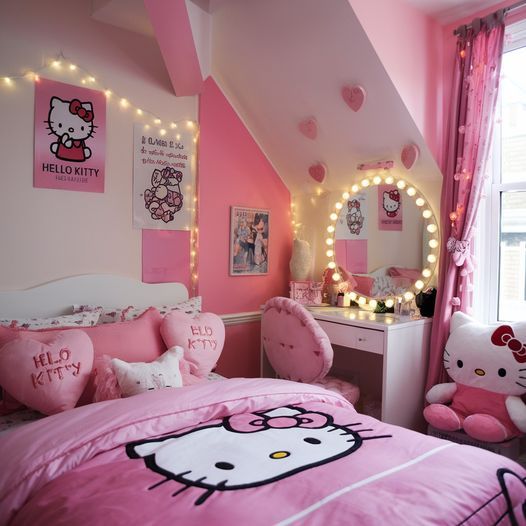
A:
[
  {"xmin": 325, "ymin": 171, "xmax": 440, "ymax": 310},
  {"xmin": 0, "ymin": 52, "xmax": 202, "ymax": 294}
]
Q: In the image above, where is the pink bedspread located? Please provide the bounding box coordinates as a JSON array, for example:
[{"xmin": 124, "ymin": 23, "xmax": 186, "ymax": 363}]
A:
[{"xmin": 0, "ymin": 378, "xmax": 525, "ymax": 525}]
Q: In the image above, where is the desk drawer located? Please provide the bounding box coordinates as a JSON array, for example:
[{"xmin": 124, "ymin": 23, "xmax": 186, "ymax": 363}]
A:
[
  {"xmin": 352, "ymin": 327, "xmax": 384, "ymax": 355},
  {"xmin": 318, "ymin": 321, "xmax": 384, "ymax": 355}
]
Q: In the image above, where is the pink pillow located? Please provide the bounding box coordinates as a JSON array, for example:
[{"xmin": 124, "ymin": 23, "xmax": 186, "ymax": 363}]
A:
[
  {"xmin": 352, "ymin": 274, "xmax": 375, "ymax": 296},
  {"xmin": 388, "ymin": 267, "xmax": 421, "ymax": 281},
  {"xmin": 161, "ymin": 312, "xmax": 225, "ymax": 378},
  {"xmin": 0, "ymin": 330, "xmax": 93, "ymax": 415},
  {"xmin": 0, "ymin": 308, "xmax": 165, "ymax": 406}
]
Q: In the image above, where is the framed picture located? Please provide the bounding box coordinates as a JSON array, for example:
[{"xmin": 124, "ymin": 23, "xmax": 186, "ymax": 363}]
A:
[{"xmin": 230, "ymin": 206, "xmax": 269, "ymax": 275}]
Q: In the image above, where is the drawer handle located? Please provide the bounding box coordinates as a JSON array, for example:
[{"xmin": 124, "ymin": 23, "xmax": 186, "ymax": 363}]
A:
[{"xmin": 358, "ymin": 337, "xmax": 366, "ymax": 342}]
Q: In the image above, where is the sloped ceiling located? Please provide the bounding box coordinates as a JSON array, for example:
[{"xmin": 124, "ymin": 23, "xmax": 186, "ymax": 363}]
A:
[
  {"xmin": 210, "ymin": 0, "xmax": 442, "ymax": 197},
  {"xmin": 92, "ymin": 0, "xmax": 503, "ymax": 199}
]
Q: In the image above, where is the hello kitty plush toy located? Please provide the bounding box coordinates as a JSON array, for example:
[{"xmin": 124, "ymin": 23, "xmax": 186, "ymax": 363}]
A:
[{"xmin": 424, "ymin": 312, "xmax": 526, "ymax": 443}]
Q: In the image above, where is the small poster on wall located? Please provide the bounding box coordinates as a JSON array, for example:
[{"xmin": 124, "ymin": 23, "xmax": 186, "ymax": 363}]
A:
[
  {"xmin": 133, "ymin": 124, "xmax": 193, "ymax": 230},
  {"xmin": 378, "ymin": 184, "xmax": 403, "ymax": 231},
  {"xmin": 230, "ymin": 206, "xmax": 269, "ymax": 275},
  {"xmin": 34, "ymin": 78, "xmax": 106, "ymax": 192}
]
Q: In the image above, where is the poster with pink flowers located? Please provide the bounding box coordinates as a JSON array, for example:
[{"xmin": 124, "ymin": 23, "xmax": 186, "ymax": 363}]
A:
[
  {"xmin": 133, "ymin": 124, "xmax": 193, "ymax": 230},
  {"xmin": 378, "ymin": 184, "xmax": 403, "ymax": 231},
  {"xmin": 34, "ymin": 78, "xmax": 106, "ymax": 192}
]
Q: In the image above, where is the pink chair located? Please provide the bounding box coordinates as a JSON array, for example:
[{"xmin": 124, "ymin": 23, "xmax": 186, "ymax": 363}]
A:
[{"xmin": 261, "ymin": 296, "xmax": 360, "ymax": 405}]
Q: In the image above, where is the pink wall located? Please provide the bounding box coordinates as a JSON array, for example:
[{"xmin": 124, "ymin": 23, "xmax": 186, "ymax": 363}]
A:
[
  {"xmin": 349, "ymin": 0, "xmax": 443, "ymax": 167},
  {"xmin": 198, "ymin": 77, "xmax": 292, "ymax": 376}
]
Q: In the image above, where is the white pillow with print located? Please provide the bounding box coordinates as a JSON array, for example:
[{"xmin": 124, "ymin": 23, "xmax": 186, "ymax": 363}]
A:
[
  {"xmin": 0, "ymin": 308, "xmax": 102, "ymax": 330},
  {"xmin": 73, "ymin": 297, "xmax": 202, "ymax": 324},
  {"xmin": 112, "ymin": 346, "xmax": 184, "ymax": 397}
]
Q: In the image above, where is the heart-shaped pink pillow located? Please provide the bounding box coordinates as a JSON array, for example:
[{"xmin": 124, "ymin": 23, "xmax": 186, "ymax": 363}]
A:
[
  {"xmin": 0, "ymin": 330, "xmax": 94, "ymax": 415},
  {"xmin": 161, "ymin": 312, "xmax": 225, "ymax": 378}
]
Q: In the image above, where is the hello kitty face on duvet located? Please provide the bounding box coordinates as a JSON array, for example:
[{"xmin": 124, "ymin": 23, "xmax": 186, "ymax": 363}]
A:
[{"xmin": 126, "ymin": 406, "xmax": 390, "ymax": 505}]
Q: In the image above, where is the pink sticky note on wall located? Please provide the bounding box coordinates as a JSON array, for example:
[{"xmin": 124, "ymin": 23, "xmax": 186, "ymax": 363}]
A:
[
  {"xmin": 142, "ymin": 230, "xmax": 190, "ymax": 289},
  {"xmin": 335, "ymin": 239, "xmax": 367, "ymax": 274}
]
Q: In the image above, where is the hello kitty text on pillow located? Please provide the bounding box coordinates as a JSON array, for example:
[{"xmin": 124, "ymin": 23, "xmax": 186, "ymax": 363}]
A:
[
  {"xmin": 161, "ymin": 312, "xmax": 225, "ymax": 378},
  {"xmin": 424, "ymin": 312, "xmax": 526, "ymax": 443},
  {"xmin": 112, "ymin": 346, "xmax": 184, "ymax": 397},
  {"xmin": 0, "ymin": 330, "xmax": 94, "ymax": 415}
]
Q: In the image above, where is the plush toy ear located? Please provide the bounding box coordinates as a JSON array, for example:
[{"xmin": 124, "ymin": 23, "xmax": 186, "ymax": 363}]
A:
[{"xmin": 450, "ymin": 311, "xmax": 474, "ymax": 333}]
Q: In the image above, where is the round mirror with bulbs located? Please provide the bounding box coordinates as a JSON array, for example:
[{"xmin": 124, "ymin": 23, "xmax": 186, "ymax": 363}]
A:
[{"xmin": 324, "ymin": 172, "xmax": 439, "ymax": 310}]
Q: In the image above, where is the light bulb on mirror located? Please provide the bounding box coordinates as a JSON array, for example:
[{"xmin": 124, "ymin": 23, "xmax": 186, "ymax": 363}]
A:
[
  {"xmin": 332, "ymin": 272, "xmax": 341, "ymax": 281},
  {"xmin": 326, "ymin": 249, "xmax": 334, "ymax": 257}
]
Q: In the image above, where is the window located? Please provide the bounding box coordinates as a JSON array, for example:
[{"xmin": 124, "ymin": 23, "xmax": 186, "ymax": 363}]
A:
[{"xmin": 479, "ymin": 19, "xmax": 526, "ymax": 322}]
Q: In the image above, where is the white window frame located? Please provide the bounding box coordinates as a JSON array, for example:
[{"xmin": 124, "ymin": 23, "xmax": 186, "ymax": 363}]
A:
[{"xmin": 478, "ymin": 18, "xmax": 526, "ymax": 323}]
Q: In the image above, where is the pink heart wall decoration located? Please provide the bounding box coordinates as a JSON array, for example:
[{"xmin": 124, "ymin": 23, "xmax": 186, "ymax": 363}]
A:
[
  {"xmin": 341, "ymin": 85, "xmax": 366, "ymax": 112},
  {"xmin": 401, "ymin": 143, "xmax": 420, "ymax": 170},
  {"xmin": 298, "ymin": 117, "xmax": 318, "ymax": 140},
  {"xmin": 308, "ymin": 162, "xmax": 327, "ymax": 183}
]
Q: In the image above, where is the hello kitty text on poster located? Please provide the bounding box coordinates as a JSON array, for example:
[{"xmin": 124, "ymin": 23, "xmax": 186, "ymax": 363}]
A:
[{"xmin": 34, "ymin": 78, "xmax": 106, "ymax": 192}]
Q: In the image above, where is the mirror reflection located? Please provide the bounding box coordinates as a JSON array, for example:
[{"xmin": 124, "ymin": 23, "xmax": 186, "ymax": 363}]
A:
[{"xmin": 332, "ymin": 180, "xmax": 437, "ymax": 300}]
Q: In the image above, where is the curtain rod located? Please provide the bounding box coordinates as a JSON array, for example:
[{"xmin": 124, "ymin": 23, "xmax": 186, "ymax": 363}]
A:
[{"xmin": 453, "ymin": 0, "xmax": 526, "ymax": 36}]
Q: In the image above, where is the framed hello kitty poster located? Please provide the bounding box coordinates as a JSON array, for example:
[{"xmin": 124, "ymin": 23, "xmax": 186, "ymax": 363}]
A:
[{"xmin": 34, "ymin": 78, "xmax": 106, "ymax": 192}]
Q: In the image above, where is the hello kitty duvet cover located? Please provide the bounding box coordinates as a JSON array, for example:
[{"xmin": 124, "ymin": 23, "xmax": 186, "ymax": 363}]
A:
[{"xmin": 0, "ymin": 378, "xmax": 525, "ymax": 526}]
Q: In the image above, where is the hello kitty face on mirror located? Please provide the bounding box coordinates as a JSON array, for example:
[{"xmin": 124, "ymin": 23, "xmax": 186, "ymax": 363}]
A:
[
  {"xmin": 444, "ymin": 312, "xmax": 526, "ymax": 396},
  {"xmin": 127, "ymin": 406, "xmax": 390, "ymax": 505},
  {"xmin": 47, "ymin": 96, "xmax": 94, "ymax": 142}
]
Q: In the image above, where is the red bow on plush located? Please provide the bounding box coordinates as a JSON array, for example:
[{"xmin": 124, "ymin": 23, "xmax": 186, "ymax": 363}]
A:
[
  {"xmin": 226, "ymin": 411, "xmax": 329, "ymax": 433},
  {"xmin": 388, "ymin": 190, "xmax": 400, "ymax": 202},
  {"xmin": 69, "ymin": 99, "xmax": 94, "ymax": 122},
  {"xmin": 491, "ymin": 325, "xmax": 526, "ymax": 363}
]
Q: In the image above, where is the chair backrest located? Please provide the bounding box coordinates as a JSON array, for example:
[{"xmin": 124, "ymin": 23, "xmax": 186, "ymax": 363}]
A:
[{"xmin": 261, "ymin": 297, "xmax": 333, "ymax": 382}]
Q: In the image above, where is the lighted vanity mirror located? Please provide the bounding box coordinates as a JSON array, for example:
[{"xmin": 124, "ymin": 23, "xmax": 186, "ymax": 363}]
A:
[{"xmin": 325, "ymin": 173, "xmax": 439, "ymax": 309}]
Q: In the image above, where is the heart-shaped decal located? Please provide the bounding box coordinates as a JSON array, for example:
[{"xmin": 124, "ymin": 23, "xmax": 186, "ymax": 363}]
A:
[
  {"xmin": 298, "ymin": 117, "xmax": 318, "ymax": 140},
  {"xmin": 308, "ymin": 162, "xmax": 327, "ymax": 183},
  {"xmin": 401, "ymin": 143, "xmax": 419, "ymax": 170},
  {"xmin": 341, "ymin": 84, "xmax": 366, "ymax": 112},
  {"xmin": 161, "ymin": 312, "xmax": 225, "ymax": 378},
  {"xmin": 0, "ymin": 330, "xmax": 94, "ymax": 415}
]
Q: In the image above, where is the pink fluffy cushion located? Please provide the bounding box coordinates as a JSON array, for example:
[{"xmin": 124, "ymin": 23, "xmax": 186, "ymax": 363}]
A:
[
  {"xmin": 0, "ymin": 330, "xmax": 93, "ymax": 415},
  {"xmin": 161, "ymin": 312, "xmax": 225, "ymax": 378},
  {"xmin": 261, "ymin": 297, "xmax": 333, "ymax": 383}
]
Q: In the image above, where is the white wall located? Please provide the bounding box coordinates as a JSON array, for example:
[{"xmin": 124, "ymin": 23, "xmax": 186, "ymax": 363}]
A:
[{"xmin": 0, "ymin": 0, "xmax": 197, "ymax": 290}]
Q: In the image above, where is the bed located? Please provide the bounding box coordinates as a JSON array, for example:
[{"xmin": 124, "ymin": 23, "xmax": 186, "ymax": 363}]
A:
[{"xmin": 0, "ymin": 275, "xmax": 525, "ymax": 525}]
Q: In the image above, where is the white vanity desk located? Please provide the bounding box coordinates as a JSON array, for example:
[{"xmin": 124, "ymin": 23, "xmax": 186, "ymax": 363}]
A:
[{"xmin": 306, "ymin": 307, "xmax": 431, "ymax": 431}]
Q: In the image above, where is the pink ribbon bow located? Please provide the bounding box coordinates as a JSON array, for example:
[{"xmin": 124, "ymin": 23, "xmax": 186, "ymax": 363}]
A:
[
  {"xmin": 491, "ymin": 325, "xmax": 526, "ymax": 363},
  {"xmin": 69, "ymin": 99, "xmax": 94, "ymax": 123},
  {"xmin": 226, "ymin": 411, "xmax": 329, "ymax": 433}
]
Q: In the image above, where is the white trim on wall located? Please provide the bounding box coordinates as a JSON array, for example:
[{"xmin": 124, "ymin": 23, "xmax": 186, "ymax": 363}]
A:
[{"xmin": 220, "ymin": 311, "xmax": 261, "ymax": 326}]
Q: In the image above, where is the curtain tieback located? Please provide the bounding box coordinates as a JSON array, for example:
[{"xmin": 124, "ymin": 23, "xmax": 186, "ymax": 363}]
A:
[{"xmin": 447, "ymin": 236, "xmax": 473, "ymax": 271}]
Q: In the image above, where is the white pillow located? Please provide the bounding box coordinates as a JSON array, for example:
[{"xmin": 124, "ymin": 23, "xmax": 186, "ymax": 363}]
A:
[
  {"xmin": 73, "ymin": 297, "xmax": 202, "ymax": 324},
  {"xmin": 112, "ymin": 346, "xmax": 184, "ymax": 397},
  {"xmin": 0, "ymin": 308, "xmax": 102, "ymax": 330}
]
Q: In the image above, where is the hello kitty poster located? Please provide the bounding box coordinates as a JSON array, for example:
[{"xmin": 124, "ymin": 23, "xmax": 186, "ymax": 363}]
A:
[
  {"xmin": 378, "ymin": 184, "xmax": 403, "ymax": 231},
  {"xmin": 133, "ymin": 124, "xmax": 193, "ymax": 230},
  {"xmin": 34, "ymin": 78, "xmax": 106, "ymax": 192}
]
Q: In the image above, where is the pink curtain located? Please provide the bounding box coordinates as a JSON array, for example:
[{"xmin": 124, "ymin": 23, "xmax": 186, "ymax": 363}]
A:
[{"xmin": 425, "ymin": 13, "xmax": 505, "ymax": 393}]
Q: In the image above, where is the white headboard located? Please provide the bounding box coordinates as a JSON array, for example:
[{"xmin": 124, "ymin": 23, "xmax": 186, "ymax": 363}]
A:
[{"xmin": 0, "ymin": 275, "xmax": 189, "ymax": 318}]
